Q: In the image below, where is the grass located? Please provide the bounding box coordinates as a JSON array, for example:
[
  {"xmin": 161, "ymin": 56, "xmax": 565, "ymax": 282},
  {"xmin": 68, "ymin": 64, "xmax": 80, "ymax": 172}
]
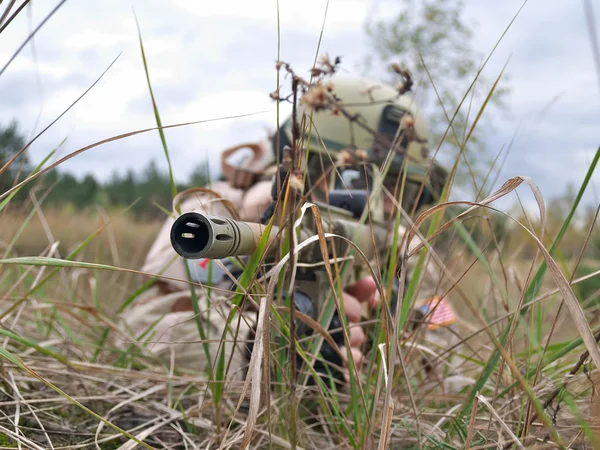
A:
[
  {"xmin": 0, "ymin": 205, "xmax": 159, "ymax": 316},
  {"xmin": 0, "ymin": 196, "xmax": 598, "ymax": 449},
  {"xmin": 1, "ymin": 1, "xmax": 600, "ymax": 449}
]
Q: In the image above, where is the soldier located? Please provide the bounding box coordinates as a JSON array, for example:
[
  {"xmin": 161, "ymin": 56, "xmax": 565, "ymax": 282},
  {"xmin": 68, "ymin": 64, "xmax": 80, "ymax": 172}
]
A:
[{"xmin": 118, "ymin": 75, "xmax": 463, "ymax": 391}]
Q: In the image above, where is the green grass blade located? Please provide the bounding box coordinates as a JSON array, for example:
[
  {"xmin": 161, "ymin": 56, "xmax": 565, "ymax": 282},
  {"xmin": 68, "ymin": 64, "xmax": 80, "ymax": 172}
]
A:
[
  {"xmin": 447, "ymin": 148, "xmax": 599, "ymax": 437},
  {"xmin": 0, "ymin": 327, "xmax": 70, "ymax": 366},
  {"xmin": 133, "ymin": 10, "xmax": 177, "ymax": 199},
  {"xmin": 0, "ymin": 148, "xmax": 56, "ymax": 212},
  {"xmin": 520, "ymin": 145, "xmax": 600, "ymax": 317}
]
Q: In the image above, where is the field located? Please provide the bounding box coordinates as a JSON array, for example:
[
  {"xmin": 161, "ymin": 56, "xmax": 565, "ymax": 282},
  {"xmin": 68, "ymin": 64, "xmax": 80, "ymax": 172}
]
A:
[
  {"xmin": 2, "ymin": 2, "xmax": 600, "ymax": 449},
  {"xmin": 0, "ymin": 206, "xmax": 161, "ymax": 316},
  {"xmin": 0, "ymin": 189, "xmax": 599, "ymax": 449}
]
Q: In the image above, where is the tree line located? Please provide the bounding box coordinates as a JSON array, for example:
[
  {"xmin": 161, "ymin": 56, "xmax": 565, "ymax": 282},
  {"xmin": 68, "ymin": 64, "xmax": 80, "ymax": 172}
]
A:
[
  {"xmin": 2, "ymin": 0, "xmax": 513, "ymax": 220},
  {"xmin": 35, "ymin": 159, "xmax": 211, "ymax": 219},
  {"xmin": 1, "ymin": 120, "xmax": 210, "ymax": 220},
  {"xmin": 3, "ymin": 119, "xmax": 599, "ymax": 263}
]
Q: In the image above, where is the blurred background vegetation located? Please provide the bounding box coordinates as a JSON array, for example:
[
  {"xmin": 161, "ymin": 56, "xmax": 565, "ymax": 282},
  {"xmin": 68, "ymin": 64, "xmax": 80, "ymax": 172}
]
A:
[
  {"xmin": 1, "ymin": 118, "xmax": 211, "ymax": 219},
  {"xmin": 2, "ymin": 113, "xmax": 599, "ymax": 320},
  {"xmin": 0, "ymin": 0, "xmax": 597, "ymax": 341},
  {"xmin": 0, "ymin": 0, "xmax": 599, "ymax": 447}
]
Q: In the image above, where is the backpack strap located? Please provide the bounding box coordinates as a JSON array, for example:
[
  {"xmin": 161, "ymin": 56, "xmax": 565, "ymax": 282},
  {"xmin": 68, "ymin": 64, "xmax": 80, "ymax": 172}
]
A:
[{"xmin": 221, "ymin": 142, "xmax": 269, "ymax": 189}]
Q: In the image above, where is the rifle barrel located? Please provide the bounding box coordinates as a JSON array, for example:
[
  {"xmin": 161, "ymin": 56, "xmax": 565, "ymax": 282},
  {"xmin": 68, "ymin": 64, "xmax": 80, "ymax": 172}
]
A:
[{"xmin": 170, "ymin": 212, "xmax": 272, "ymax": 259}]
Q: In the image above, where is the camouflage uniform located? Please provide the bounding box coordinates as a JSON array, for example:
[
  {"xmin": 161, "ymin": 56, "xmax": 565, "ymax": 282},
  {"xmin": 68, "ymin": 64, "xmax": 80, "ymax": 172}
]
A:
[
  {"xmin": 119, "ymin": 141, "xmax": 275, "ymax": 381},
  {"xmin": 119, "ymin": 75, "xmax": 465, "ymax": 389},
  {"xmin": 119, "ymin": 166, "xmax": 458, "ymax": 386}
]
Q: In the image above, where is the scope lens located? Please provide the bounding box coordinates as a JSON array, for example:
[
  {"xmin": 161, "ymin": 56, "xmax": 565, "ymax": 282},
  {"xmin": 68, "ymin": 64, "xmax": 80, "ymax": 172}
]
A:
[{"xmin": 171, "ymin": 213, "xmax": 210, "ymax": 258}]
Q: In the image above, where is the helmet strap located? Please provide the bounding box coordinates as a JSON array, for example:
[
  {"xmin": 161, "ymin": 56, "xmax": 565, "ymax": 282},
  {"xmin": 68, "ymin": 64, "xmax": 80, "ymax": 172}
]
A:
[{"xmin": 221, "ymin": 142, "xmax": 268, "ymax": 189}]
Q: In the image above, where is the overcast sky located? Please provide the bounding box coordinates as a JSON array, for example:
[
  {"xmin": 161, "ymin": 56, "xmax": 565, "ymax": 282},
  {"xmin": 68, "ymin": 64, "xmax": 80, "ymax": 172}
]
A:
[{"xmin": 0, "ymin": 0, "xmax": 599, "ymax": 212}]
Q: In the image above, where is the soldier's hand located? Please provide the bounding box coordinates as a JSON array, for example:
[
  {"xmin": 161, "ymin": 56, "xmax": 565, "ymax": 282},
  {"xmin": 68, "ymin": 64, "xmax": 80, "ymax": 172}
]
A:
[{"xmin": 338, "ymin": 276, "xmax": 379, "ymax": 383}]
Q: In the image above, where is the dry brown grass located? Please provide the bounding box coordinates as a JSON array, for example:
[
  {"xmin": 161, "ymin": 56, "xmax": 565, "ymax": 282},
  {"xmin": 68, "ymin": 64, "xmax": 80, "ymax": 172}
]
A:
[
  {"xmin": 0, "ymin": 206, "xmax": 159, "ymax": 266},
  {"xmin": 0, "ymin": 201, "xmax": 599, "ymax": 449},
  {"xmin": 0, "ymin": 2, "xmax": 599, "ymax": 444},
  {"xmin": 0, "ymin": 206, "xmax": 161, "ymax": 315}
]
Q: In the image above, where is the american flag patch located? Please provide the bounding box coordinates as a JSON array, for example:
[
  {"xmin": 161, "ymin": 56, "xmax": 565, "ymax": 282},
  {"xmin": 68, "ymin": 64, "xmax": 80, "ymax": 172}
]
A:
[
  {"xmin": 417, "ymin": 296, "xmax": 456, "ymax": 330},
  {"xmin": 186, "ymin": 257, "xmax": 231, "ymax": 284}
]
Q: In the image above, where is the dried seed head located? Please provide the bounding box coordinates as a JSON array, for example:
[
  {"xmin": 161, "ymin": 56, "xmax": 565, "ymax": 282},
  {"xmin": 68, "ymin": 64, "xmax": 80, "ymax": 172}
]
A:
[
  {"xmin": 319, "ymin": 54, "xmax": 331, "ymax": 67},
  {"xmin": 300, "ymin": 83, "xmax": 329, "ymax": 110},
  {"xmin": 398, "ymin": 70, "xmax": 413, "ymax": 94},
  {"xmin": 270, "ymin": 90, "xmax": 280, "ymax": 101},
  {"xmin": 355, "ymin": 149, "xmax": 368, "ymax": 161},
  {"xmin": 400, "ymin": 114, "xmax": 418, "ymax": 142},
  {"xmin": 289, "ymin": 172, "xmax": 305, "ymax": 192},
  {"xmin": 337, "ymin": 149, "xmax": 353, "ymax": 167},
  {"xmin": 401, "ymin": 114, "xmax": 415, "ymax": 129},
  {"xmin": 275, "ymin": 60, "xmax": 284, "ymax": 70},
  {"xmin": 314, "ymin": 53, "xmax": 341, "ymax": 74},
  {"xmin": 324, "ymin": 81, "xmax": 334, "ymax": 92},
  {"xmin": 282, "ymin": 145, "xmax": 293, "ymax": 163},
  {"xmin": 391, "ymin": 63, "xmax": 402, "ymax": 74},
  {"xmin": 310, "ymin": 67, "xmax": 323, "ymax": 77}
]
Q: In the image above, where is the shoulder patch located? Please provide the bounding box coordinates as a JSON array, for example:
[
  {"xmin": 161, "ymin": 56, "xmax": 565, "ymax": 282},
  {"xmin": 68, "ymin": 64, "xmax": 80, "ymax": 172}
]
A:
[
  {"xmin": 186, "ymin": 258, "xmax": 235, "ymax": 284},
  {"xmin": 417, "ymin": 296, "xmax": 456, "ymax": 330}
]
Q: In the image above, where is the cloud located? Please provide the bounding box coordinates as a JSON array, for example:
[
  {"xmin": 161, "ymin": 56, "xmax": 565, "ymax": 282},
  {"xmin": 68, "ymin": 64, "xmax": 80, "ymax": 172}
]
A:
[
  {"xmin": 172, "ymin": 0, "xmax": 370, "ymax": 34},
  {"xmin": 0, "ymin": 0, "xmax": 597, "ymax": 215}
]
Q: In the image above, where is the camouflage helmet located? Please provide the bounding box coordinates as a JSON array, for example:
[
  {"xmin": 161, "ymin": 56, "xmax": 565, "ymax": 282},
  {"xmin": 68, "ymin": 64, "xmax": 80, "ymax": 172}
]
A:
[{"xmin": 271, "ymin": 75, "xmax": 447, "ymax": 213}]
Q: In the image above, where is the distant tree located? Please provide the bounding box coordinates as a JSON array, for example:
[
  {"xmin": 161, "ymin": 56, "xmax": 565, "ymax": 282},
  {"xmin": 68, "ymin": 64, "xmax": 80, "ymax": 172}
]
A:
[
  {"xmin": 0, "ymin": 126, "xmax": 223, "ymax": 218},
  {"xmin": 0, "ymin": 120, "xmax": 32, "ymax": 195},
  {"xmin": 76, "ymin": 174, "xmax": 99, "ymax": 208},
  {"xmin": 362, "ymin": 0, "xmax": 512, "ymax": 196},
  {"xmin": 135, "ymin": 160, "xmax": 173, "ymax": 217},
  {"xmin": 546, "ymin": 183, "xmax": 577, "ymax": 227},
  {"xmin": 188, "ymin": 161, "xmax": 210, "ymax": 188},
  {"xmin": 103, "ymin": 171, "xmax": 132, "ymax": 212},
  {"xmin": 121, "ymin": 169, "xmax": 137, "ymax": 206},
  {"xmin": 44, "ymin": 172, "xmax": 79, "ymax": 208},
  {"xmin": 105, "ymin": 170, "xmax": 131, "ymax": 208},
  {"xmin": 581, "ymin": 204, "xmax": 600, "ymax": 259}
]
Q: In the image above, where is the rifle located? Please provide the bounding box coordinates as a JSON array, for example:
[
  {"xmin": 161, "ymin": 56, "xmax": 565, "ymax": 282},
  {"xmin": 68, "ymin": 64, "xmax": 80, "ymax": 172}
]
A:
[{"xmin": 170, "ymin": 171, "xmax": 405, "ymax": 385}]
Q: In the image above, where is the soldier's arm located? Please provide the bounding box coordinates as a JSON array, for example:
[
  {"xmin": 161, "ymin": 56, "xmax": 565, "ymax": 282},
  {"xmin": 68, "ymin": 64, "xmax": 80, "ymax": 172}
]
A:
[{"xmin": 141, "ymin": 181, "xmax": 246, "ymax": 289}]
